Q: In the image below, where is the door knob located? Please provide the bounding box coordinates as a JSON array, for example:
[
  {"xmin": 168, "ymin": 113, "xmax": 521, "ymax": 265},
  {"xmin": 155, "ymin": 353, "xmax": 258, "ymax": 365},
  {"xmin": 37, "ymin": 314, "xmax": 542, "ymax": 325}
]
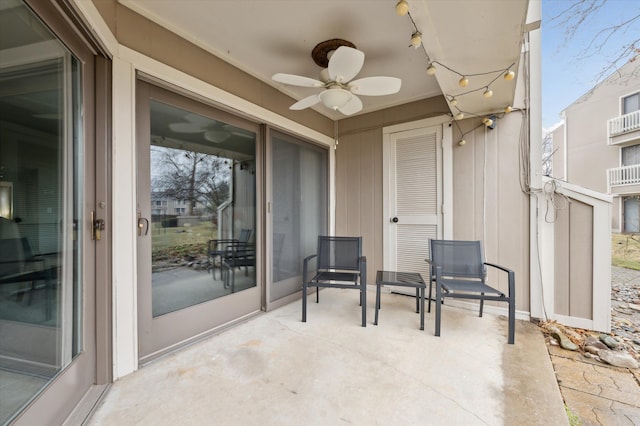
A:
[
  {"xmin": 137, "ymin": 217, "xmax": 149, "ymax": 236},
  {"xmin": 391, "ymin": 217, "xmax": 399, "ymax": 223}
]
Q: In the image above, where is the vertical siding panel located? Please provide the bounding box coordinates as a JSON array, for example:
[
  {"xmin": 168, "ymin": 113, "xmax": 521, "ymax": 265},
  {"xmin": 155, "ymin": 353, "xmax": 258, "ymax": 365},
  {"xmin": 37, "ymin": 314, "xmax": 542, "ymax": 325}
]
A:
[
  {"xmin": 569, "ymin": 201, "xmax": 593, "ymax": 319},
  {"xmin": 359, "ymin": 131, "xmax": 376, "ymax": 277},
  {"xmin": 554, "ymin": 203, "xmax": 570, "ymax": 316}
]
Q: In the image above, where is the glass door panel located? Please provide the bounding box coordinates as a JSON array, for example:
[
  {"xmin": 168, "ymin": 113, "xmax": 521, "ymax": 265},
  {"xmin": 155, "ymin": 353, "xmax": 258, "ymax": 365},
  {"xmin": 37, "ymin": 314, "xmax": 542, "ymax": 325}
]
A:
[
  {"xmin": 269, "ymin": 130, "xmax": 327, "ymax": 303},
  {"xmin": 0, "ymin": 1, "xmax": 92, "ymax": 423},
  {"xmin": 137, "ymin": 81, "xmax": 260, "ymax": 361}
]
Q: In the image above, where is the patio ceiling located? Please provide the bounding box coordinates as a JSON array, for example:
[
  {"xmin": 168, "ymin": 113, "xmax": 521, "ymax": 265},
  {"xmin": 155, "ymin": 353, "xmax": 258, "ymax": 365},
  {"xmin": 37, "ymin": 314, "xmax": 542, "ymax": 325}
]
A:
[{"xmin": 119, "ymin": 0, "xmax": 529, "ymax": 120}]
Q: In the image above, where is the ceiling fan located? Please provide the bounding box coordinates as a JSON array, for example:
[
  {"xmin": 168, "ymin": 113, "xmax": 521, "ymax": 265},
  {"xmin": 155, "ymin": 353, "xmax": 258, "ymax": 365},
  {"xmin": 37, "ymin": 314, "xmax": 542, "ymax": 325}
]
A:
[
  {"xmin": 272, "ymin": 39, "xmax": 402, "ymax": 116},
  {"xmin": 169, "ymin": 113, "xmax": 253, "ymax": 143}
]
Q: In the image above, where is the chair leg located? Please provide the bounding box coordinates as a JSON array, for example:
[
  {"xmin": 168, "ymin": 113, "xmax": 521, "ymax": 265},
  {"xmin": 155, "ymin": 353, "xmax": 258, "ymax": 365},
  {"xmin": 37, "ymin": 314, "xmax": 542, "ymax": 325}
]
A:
[
  {"xmin": 361, "ymin": 281, "xmax": 366, "ymax": 327},
  {"xmin": 415, "ymin": 287, "xmax": 419, "ymax": 313},
  {"xmin": 302, "ymin": 282, "xmax": 307, "ymax": 322},
  {"xmin": 374, "ymin": 283, "xmax": 380, "ymax": 325},
  {"xmin": 428, "ymin": 281, "xmax": 433, "ymax": 313},
  {"xmin": 435, "ymin": 273, "xmax": 442, "ymax": 337},
  {"xmin": 231, "ymin": 268, "xmax": 236, "ymax": 293},
  {"xmin": 479, "ymin": 293, "xmax": 485, "ymax": 317},
  {"xmin": 508, "ymin": 297, "xmax": 515, "ymax": 344},
  {"xmin": 419, "ymin": 287, "xmax": 425, "ymax": 330},
  {"xmin": 316, "ymin": 285, "xmax": 320, "ymax": 304},
  {"xmin": 435, "ymin": 282, "xmax": 442, "ymax": 337}
]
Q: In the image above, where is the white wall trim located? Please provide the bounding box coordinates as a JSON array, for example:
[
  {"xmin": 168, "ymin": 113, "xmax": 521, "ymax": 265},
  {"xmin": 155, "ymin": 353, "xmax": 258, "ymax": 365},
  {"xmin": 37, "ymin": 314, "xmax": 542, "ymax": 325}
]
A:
[
  {"xmin": 112, "ymin": 57, "xmax": 138, "ymax": 379},
  {"xmin": 72, "ymin": 0, "xmax": 119, "ymax": 56}
]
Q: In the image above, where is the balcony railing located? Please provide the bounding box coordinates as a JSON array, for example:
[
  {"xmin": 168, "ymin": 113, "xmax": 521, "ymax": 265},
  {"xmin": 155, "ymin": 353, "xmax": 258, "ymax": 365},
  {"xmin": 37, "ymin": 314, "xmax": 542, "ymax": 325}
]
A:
[
  {"xmin": 608, "ymin": 110, "xmax": 640, "ymax": 138},
  {"xmin": 608, "ymin": 164, "xmax": 640, "ymax": 186}
]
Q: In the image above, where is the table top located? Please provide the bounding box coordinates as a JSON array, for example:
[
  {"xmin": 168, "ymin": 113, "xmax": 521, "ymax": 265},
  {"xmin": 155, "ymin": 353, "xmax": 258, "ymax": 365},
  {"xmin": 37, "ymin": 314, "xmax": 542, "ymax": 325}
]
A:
[{"xmin": 376, "ymin": 270, "xmax": 425, "ymax": 286}]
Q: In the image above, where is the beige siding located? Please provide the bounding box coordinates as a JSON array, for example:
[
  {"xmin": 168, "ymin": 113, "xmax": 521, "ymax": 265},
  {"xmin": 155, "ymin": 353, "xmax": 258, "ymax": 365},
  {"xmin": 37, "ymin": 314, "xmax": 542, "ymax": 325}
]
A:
[
  {"xmin": 335, "ymin": 98, "xmax": 449, "ymax": 286},
  {"xmin": 554, "ymin": 198, "xmax": 594, "ymax": 320},
  {"xmin": 452, "ymin": 115, "xmax": 531, "ymax": 312},
  {"xmin": 562, "ymin": 61, "xmax": 640, "ymax": 194},
  {"xmin": 337, "ymin": 104, "xmax": 530, "ymax": 312}
]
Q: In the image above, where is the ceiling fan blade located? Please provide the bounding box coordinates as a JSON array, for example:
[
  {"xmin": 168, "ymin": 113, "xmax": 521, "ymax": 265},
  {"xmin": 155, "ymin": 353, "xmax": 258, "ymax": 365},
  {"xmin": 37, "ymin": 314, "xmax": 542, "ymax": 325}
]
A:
[
  {"xmin": 337, "ymin": 95, "xmax": 363, "ymax": 116},
  {"xmin": 328, "ymin": 46, "xmax": 364, "ymax": 83},
  {"xmin": 349, "ymin": 76, "xmax": 402, "ymax": 96},
  {"xmin": 290, "ymin": 94, "xmax": 321, "ymax": 110},
  {"xmin": 184, "ymin": 113, "xmax": 214, "ymax": 126},
  {"xmin": 272, "ymin": 73, "xmax": 324, "ymax": 87},
  {"xmin": 168, "ymin": 122, "xmax": 205, "ymax": 133}
]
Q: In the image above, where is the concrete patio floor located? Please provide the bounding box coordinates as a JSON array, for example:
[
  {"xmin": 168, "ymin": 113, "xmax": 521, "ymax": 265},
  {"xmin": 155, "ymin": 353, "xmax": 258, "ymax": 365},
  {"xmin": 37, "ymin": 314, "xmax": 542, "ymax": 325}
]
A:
[{"xmin": 87, "ymin": 288, "xmax": 568, "ymax": 425}]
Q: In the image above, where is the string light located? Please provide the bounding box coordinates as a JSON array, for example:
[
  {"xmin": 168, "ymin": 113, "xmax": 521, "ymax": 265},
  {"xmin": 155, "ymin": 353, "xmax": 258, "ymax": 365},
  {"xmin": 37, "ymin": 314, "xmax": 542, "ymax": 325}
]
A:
[
  {"xmin": 410, "ymin": 31, "xmax": 422, "ymax": 48},
  {"xmin": 458, "ymin": 139, "xmax": 466, "ymax": 146},
  {"xmin": 395, "ymin": 0, "xmax": 409, "ymax": 16},
  {"xmin": 397, "ymin": 1, "xmax": 518, "ymax": 133}
]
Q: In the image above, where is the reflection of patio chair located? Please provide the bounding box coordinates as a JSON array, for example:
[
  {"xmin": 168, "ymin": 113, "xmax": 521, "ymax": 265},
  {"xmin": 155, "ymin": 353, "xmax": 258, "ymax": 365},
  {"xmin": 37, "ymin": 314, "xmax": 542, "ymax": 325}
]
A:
[
  {"xmin": 207, "ymin": 228, "xmax": 251, "ymax": 279},
  {"xmin": 0, "ymin": 237, "xmax": 55, "ymax": 318},
  {"xmin": 302, "ymin": 236, "xmax": 367, "ymax": 327},
  {"xmin": 221, "ymin": 242, "xmax": 255, "ymax": 293},
  {"xmin": 428, "ymin": 239, "xmax": 515, "ymax": 344}
]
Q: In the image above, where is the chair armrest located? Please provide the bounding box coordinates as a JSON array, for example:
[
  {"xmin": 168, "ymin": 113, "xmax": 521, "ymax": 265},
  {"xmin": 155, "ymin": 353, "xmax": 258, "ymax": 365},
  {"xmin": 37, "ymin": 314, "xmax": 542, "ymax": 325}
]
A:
[
  {"xmin": 303, "ymin": 254, "xmax": 317, "ymax": 284},
  {"xmin": 208, "ymin": 239, "xmax": 239, "ymax": 252},
  {"xmin": 484, "ymin": 262, "xmax": 515, "ymax": 297},
  {"xmin": 424, "ymin": 259, "xmax": 435, "ymax": 279},
  {"xmin": 359, "ymin": 256, "xmax": 367, "ymax": 285},
  {"xmin": 484, "ymin": 262, "xmax": 513, "ymax": 274}
]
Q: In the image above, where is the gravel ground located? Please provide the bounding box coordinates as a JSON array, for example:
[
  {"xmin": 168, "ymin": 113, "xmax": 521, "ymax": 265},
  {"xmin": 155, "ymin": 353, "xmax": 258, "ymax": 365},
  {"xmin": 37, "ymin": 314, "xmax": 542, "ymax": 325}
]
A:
[{"xmin": 610, "ymin": 266, "xmax": 640, "ymax": 354}]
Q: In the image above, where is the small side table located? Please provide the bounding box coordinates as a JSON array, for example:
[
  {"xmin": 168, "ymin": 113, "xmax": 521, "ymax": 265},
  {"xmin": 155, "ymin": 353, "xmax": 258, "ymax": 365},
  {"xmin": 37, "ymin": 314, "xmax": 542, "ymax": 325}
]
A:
[{"xmin": 374, "ymin": 270, "xmax": 426, "ymax": 330}]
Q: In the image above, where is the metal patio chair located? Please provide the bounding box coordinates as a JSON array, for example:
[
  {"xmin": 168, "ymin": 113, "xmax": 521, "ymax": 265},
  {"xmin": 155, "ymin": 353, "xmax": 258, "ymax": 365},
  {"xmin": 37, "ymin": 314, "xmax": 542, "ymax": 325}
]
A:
[
  {"xmin": 221, "ymin": 242, "xmax": 255, "ymax": 293},
  {"xmin": 428, "ymin": 239, "xmax": 515, "ymax": 344},
  {"xmin": 302, "ymin": 236, "xmax": 367, "ymax": 327},
  {"xmin": 207, "ymin": 228, "xmax": 252, "ymax": 279}
]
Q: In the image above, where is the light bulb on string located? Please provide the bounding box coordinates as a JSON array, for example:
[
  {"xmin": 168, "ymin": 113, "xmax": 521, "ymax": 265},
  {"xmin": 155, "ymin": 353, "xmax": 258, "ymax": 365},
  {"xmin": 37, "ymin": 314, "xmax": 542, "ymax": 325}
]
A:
[
  {"xmin": 449, "ymin": 97, "xmax": 458, "ymax": 106},
  {"xmin": 454, "ymin": 112, "xmax": 464, "ymax": 120},
  {"xmin": 410, "ymin": 31, "xmax": 422, "ymax": 49},
  {"xmin": 482, "ymin": 117, "xmax": 494, "ymax": 127},
  {"xmin": 458, "ymin": 139, "xmax": 466, "ymax": 146},
  {"xmin": 482, "ymin": 87, "xmax": 493, "ymax": 98},
  {"xmin": 426, "ymin": 63, "xmax": 436, "ymax": 75},
  {"xmin": 504, "ymin": 70, "xmax": 515, "ymax": 80},
  {"xmin": 504, "ymin": 105, "xmax": 513, "ymax": 113},
  {"xmin": 458, "ymin": 76, "xmax": 469, "ymax": 87},
  {"xmin": 395, "ymin": 0, "xmax": 409, "ymax": 15}
]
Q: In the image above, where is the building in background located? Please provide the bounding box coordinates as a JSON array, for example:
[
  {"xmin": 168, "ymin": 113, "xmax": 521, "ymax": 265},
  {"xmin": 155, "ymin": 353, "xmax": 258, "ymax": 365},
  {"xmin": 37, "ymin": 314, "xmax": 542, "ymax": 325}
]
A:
[{"xmin": 551, "ymin": 58, "xmax": 640, "ymax": 232}]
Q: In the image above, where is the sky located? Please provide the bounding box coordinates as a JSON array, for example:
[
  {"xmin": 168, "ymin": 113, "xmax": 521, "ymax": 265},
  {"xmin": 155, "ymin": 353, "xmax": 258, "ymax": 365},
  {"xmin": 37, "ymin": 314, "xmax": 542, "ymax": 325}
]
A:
[{"xmin": 541, "ymin": 0, "xmax": 640, "ymax": 130}]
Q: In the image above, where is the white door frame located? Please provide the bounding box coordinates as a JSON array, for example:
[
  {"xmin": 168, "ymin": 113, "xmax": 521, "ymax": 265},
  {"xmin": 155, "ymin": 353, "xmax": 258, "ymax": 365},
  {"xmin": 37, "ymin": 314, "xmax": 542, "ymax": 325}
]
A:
[{"xmin": 382, "ymin": 116, "xmax": 453, "ymax": 270}]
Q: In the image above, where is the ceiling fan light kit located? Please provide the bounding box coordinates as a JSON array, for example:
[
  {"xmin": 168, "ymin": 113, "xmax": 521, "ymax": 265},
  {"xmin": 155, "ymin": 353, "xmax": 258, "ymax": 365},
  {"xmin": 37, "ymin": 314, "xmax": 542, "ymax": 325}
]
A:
[
  {"xmin": 271, "ymin": 39, "xmax": 402, "ymax": 116},
  {"xmin": 319, "ymin": 88, "xmax": 352, "ymax": 110}
]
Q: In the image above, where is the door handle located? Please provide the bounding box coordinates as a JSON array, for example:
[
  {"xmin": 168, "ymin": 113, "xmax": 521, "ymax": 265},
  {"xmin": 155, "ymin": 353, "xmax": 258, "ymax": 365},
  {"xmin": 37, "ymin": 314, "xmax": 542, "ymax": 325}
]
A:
[
  {"xmin": 391, "ymin": 217, "xmax": 399, "ymax": 223},
  {"xmin": 137, "ymin": 214, "xmax": 149, "ymax": 236},
  {"xmin": 91, "ymin": 211, "xmax": 105, "ymax": 241}
]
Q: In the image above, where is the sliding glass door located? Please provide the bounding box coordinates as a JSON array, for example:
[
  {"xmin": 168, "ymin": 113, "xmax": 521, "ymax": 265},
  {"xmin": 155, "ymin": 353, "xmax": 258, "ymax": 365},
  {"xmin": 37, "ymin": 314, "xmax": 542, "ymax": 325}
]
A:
[
  {"xmin": 0, "ymin": 1, "xmax": 100, "ymax": 423},
  {"xmin": 267, "ymin": 130, "xmax": 328, "ymax": 304},
  {"xmin": 136, "ymin": 81, "xmax": 261, "ymax": 362}
]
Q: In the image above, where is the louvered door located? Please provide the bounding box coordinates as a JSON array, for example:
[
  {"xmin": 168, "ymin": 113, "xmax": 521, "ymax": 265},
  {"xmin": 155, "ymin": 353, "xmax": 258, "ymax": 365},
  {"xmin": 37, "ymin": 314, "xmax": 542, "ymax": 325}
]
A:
[{"xmin": 384, "ymin": 125, "xmax": 442, "ymax": 283}]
